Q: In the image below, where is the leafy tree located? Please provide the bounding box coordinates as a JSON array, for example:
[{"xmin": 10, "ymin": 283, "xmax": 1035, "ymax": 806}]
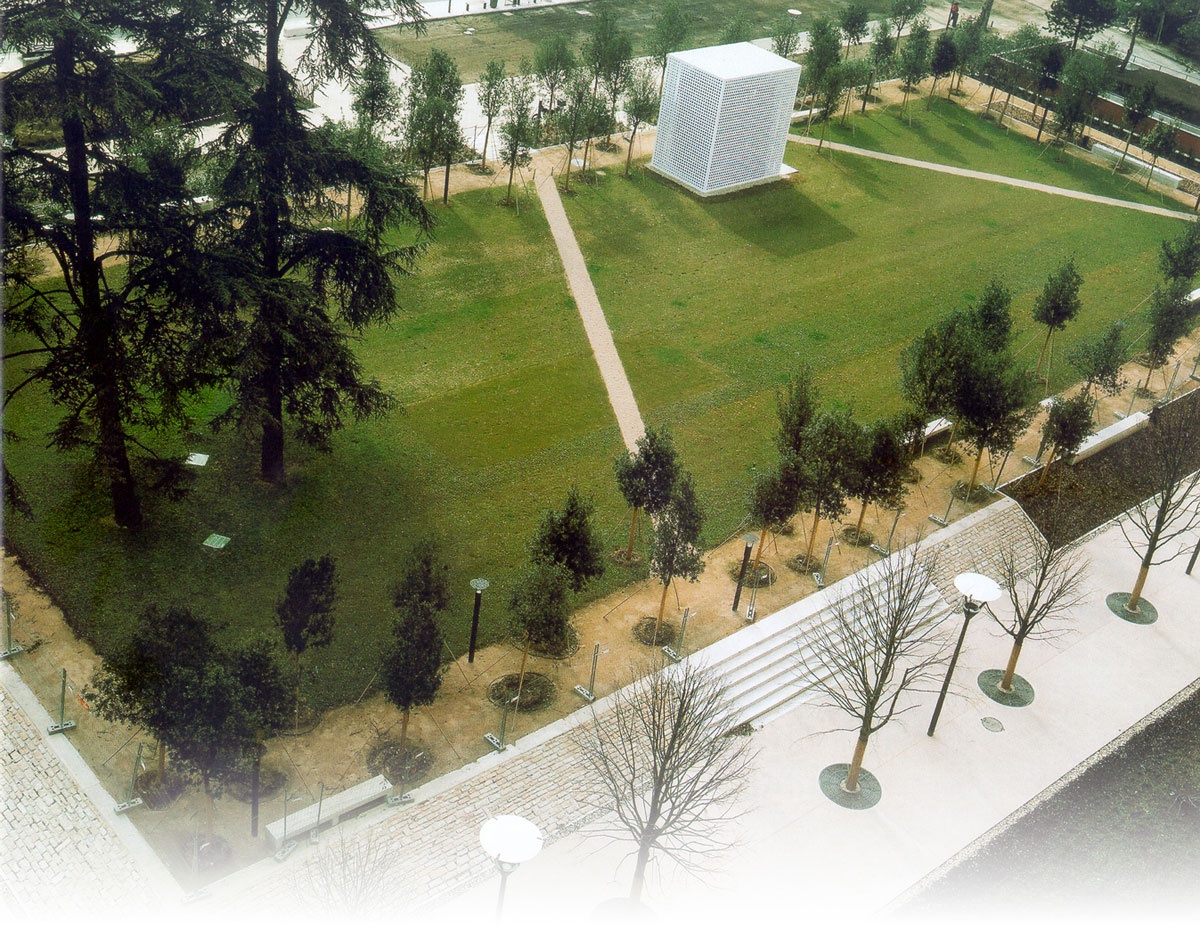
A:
[
  {"xmin": 405, "ymin": 48, "xmax": 464, "ymax": 203},
  {"xmin": 772, "ymin": 13, "xmax": 804, "ymax": 59},
  {"xmin": 1038, "ymin": 392, "xmax": 1096, "ymax": 488},
  {"xmin": 529, "ymin": 486, "xmax": 605, "ymax": 592},
  {"xmin": 800, "ymin": 545, "xmax": 948, "ymax": 794},
  {"xmin": 1158, "ymin": 218, "xmax": 1200, "ymax": 287},
  {"xmin": 991, "ymin": 524, "xmax": 1089, "ymax": 691},
  {"xmin": 623, "ymin": 62, "xmax": 660, "ymax": 176},
  {"xmin": 863, "ymin": 19, "xmax": 897, "ymax": 107},
  {"xmin": 213, "ymin": 0, "xmax": 431, "ymax": 485},
  {"xmin": 890, "ymin": 0, "xmax": 928, "ymax": 43},
  {"xmin": 796, "ymin": 409, "xmax": 861, "ymax": 567},
  {"xmin": 720, "ymin": 13, "xmax": 753, "ymax": 44},
  {"xmin": 747, "ymin": 458, "xmax": 802, "ymax": 584},
  {"xmin": 1140, "ymin": 120, "xmax": 1178, "ymax": 190},
  {"xmin": 846, "ymin": 418, "xmax": 911, "ymax": 537},
  {"xmin": 532, "ymin": 35, "xmax": 574, "ymax": 112},
  {"xmin": 614, "ymin": 426, "xmax": 681, "ymax": 562},
  {"xmin": 2, "ymin": 1, "xmax": 250, "ymax": 527},
  {"xmin": 1068, "ymin": 320, "xmax": 1128, "ymax": 396},
  {"xmin": 1053, "ymin": 46, "xmax": 1116, "ymax": 142},
  {"xmin": 897, "ymin": 19, "xmax": 932, "ymax": 113},
  {"xmin": 1120, "ymin": 398, "xmax": 1200, "ymax": 611},
  {"xmin": 380, "ymin": 599, "xmax": 443, "ymax": 794},
  {"xmin": 1142, "ymin": 285, "xmax": 1198, "ymax": 389},
  {"xmin": 559, "ymin": 71, "xmax": 609, "ymax": 190},
  {"xmin": 477, "ymin": 59, "xmax": 508, "ymax": 169},
  {"xmin": 391, "ymin": 537, "xmax": 451, "ymax": 613},
  {"xmin": 816, "ymin": 62, "xmax": 853, "ymax": 148},
  {"xmin": 1032, "ymin": 257, "xmax": 1084, "ymax": 378},
  {"xmin": 1114, "ymin": 80, "xmax": 1157, "ymax": 172},
  {"xmin": 347, "ymin": 56, "xmax": 405, "ymax": 226},
  {"xmin": 929, "ymin": 30, "xmax": 959, "ymax": 102},
  {"xmin": 575, "ymin": 660, "xmax": 754, "ymax": 904},
  {"xmin": 840, "ymin": 2, "xmax": 872, "ymax": 57},
  {"xmin": 969, "ymin": 276, "xmax": 1017, "ymax": 352},
  {"xmin": 90, "ymin": 608, "xmax": 288, "ymax": 834},
  {"xmin": 650, "ymin": 0, "xmax": 692, "ymax": 86},
  {"xmin": 776, "ymin": 369, "xmax": 819, "ymax": 461},
  {"xmin": 276, "ymin": 555, "xmax": 338, "ymax": 731},
  {"xmin": 507, "ymin": 562, "xmax": 572, "ymax": 710},
  {"xmin": 582, "ymin": 7, "xmax": 633, "ymax": 134},
  {"xmin": 498, "ymin": 74, "xmax": 537, "ymax": 203},
  {"xmin": 951, "ymin": 16, "xmax": 986, "ymax": 92},
  {"xmin": 804, "ymin": 17, "xmax": 843, "ymax": 117},
  {"xmin": 900, "ymin": 309, "xmax": 970, "ymax": 441},
  {"xmin": 1031, "ymin": 43, "xmax": 1067, "ymax": 140},
  {"xmin": 1047, "ymin": 0, "xmax": 1121, "ymax": 48},
  {"xmin": 649, "ymin": 475, "xmax": 706, "ymax": 629}
]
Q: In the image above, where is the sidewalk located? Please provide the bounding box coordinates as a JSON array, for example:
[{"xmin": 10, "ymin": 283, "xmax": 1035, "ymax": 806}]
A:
[{"xmin": 430, "ymin": 511, "xmax": 1200, "ymax": 928}]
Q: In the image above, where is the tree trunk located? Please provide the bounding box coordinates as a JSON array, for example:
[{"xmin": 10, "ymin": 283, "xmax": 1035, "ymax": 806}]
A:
[
  {"xmin": 625, "ymin": 124, "xmax": 638, "ymax": 176},
  {"xmin": 844, "ymin": 734, "xmax": 870, "ymax": 793},
  {"xmin": 1120, "ymin": 18, "xmax": 1141, "ymax": 71},
  {"xmin": 928, "ymin": 77, "xmax": 938, "ymax": 107},
  {"xmin": 1036, "ymin": 327, "xmax": 1052, "ymax": 376},
  {"xmin": 481, "ymin": 117, "xmax": 492, "ymax": 168},
  {"xmin": 514, "ymin": 635, "xmax": 531, "ymax": 714},
  {"xmin": 1145, "ymin": 155, "xmax": 1158, "ymax": 190},
  {"xmin": 294, "ymin": 652, "xmax": 303, "ymax": 733},
  {"xmin": 1000, "ymin": 638, "xmax": 1023, "ymax": 691},
  {"xmin": 157, "ymin": 741, "xmax": 167, "ymax": 780},
  {"xmin": 855, "ymin": 499, "xmax": 869, "ymax": 537},
  {"xmin": 967, "ymin": 446, "xmax": 985, "ymax": 497},
  {"xmin": 625, "ymin": 507, "xmax": 639, "ymax": 562},
  {"xmin": 629, "ymin": 831, "xmax": 655, "ymax": 903},
  {"xmin": 1126, "ymin": 562, "xmax": 1150, "ymax": 611},
  {"xmin": 204, "ymin": 776, "xmax": 215, "ymax": 838},
  {"xmin": 1036, "ymin": 98, "xmax": 1050, "ymax": 142},
  {"xmin": 57, "ymin": 35, "xmax": 143, "ymax": 528},
  {"xmin": 747, "ymin": 524, "xmax": 769, "ymax": 593},
  {"xmin": 260, "ymin": 351, "xmax": 286, "ymax": 483},
  {"xmin": 443, "ymin": 151, "xmax": 452, "ymax": 204},
  {"xmin": 506, "ymin": 153, "xmax": 518, "ymax": 200},
  {"xmin": 1115, "ymin": 128, "xmax": 1135, "ymax": 172},
  {"xmin": 804, "ymin": 511, "xmax": 821, "ymax": 567},
  {"xmin": 1037, "ymin": 444, "xmax": 1059, "ymax": 489},
  {"xmin": 654, "ymin": 577, "xmax": 671, "ymax": 641},
  {"xmin": 862, "ymin": 69, "xmax": 875, "ymax": 112},
  {"xmin": 395, "ymin": 707, "xmax": 411, "ymax": 795}
]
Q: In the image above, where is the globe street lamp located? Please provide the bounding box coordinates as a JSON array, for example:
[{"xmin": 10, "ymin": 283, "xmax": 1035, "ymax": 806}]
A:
[
  {"xmin": 480, "ymin": 814, "xmax": 543, "ymax": 921},
  {"xmin": 468, "ymin": 578, "xmax": 489, "ymax": 663},
  {"xmin": 927, "ymin": 572, "xmax": 1001, "ymax": 737}
]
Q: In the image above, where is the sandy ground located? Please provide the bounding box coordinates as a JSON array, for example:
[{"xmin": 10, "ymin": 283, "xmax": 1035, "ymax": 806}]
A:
[{"xmin": 4, "ymin": 76, "xmax": 1199, "ymax": 891}]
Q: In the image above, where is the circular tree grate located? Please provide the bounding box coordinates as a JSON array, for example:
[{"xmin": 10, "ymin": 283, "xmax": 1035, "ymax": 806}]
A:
[
  {"xmin": 726, "ymin": 561, "xmax": 776, "ymax": 587},
  {"xmin": 487, "ymin": 672, "xmax": 556, "ymax": 712},
  {"xmin": 840, "ymin": 525, "xmax": 875, "ymax": 547},
  {"xmin": 226, "ymin": 765, "xmax": 287, "ymax": 803},
  {"xmin": 134, "ymin": 770, "xmax": 187, "ymax": 810},
  {"xmin": 633, "ymin": 618, "xmax": 678, "ymax": 646},
  {"xmin": 366, "ymin": 741, "xmax": 433, "ymax": 785},
  {"xmin": 785, "ymin": 553, "xmax": 821, "ymax": 574}
]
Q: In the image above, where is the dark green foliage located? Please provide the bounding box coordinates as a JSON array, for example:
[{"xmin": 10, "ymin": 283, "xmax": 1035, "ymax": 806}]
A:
[
  {"xmin": 90, "ymin": 608, "xmax": 288, "ymax": 795},
  {"xmin": 1, "ymin": 1, "xmax": 254, "ymax": 527},
  {"xmin": 1054, "ymin": 49, "xmax": 1116, "ymax": 140},
  {"xmin": 898, "ymin": 18, "xmax": 932, "ymax": 108},
  {"xmin": 1140, "ymin": 121, "xmax": 1177, "ymax": 189},
  {"xmin": 649, "ymin": 490, "xmax": 706, "ymax": 591},
  {"xmin": 775, "ymin": 370, "xmax": 819, "ymax": 461},
  {"xmin": 806, "ymin": 18, "xmax": 843, "ymax": 91},
  {"xmin": 392, "ymin": 538, "xmax": 451, "ymax": 613},
  {"xmin": 1158, "ymin": 221, "xmax": 1200, "ymax": 286},
  {"xmin": 352, "ymin": 55, "xmax": 403, "ymax": 134},
  {"xmin": 478, "ymin": 59, "xmax": 507, "ymax": 169},
  {"xmin": 615, "ymin": 426, "xmax": 681, "ymax": 517},
  {"xmin": 277, "ymin": 555, "xmax": 339, "ymax": 656},
  {"xmin": 507, "ymin": 562, "xmax": 572, "ymax": 655},
  {"xmin": 381, "ymin": 600, "xmax": 443, "ymax": 713},
  {"xmin": 840, "ymin": 3, "xmax": 872, "ymax": 54},
  {"xmin": 1042, "ymin": 392, "xmax": 1095, "ymax": 461},
  {"xmin": 1033, "ymin": 258, "xmax": 1084, "ymax": 334},
  {"xmin": 1047, "ymin": 0, "xmax": 1120, "ymax": 48},
  {"xmin": 1068, "ymin": 321, "xmax": 1128, "ymax": 396},
  {"xmin": 970, "ymin": 277, "xmax": 1016, "ymax": 352},
  {"xmin": 847, "ymin": 418, "xmax": 911, "ymax": 518},
  {"xmin": 582, "ymin": 6, "xmax": 633, "ymax": 123},
  {"xmin": 720, "ymin": 13, "xmax": 753, "ymax": 44},
  {"xmin": 795, "ymin": 409, "xmax": 861, "ymax": 526},
  {"xmin": 532, "ymin": 36, "xmax": 574, "ymax": 111},
  {"xmin": 499, "ymin": 74, "xmax": 537, "ymax": 201},
  {"xmin": 1144, "ymin": 286, "xmax": 1198, "ymax": 376},
  {"xmin": 404, "ymin": 47, "xmax": 464, "ymax": 201},
  {"xmin": 650, "ymin": 1, "xmax": 692, "ymax": 69},
  {"xmin": 772, "ymin": 13, "xmax": 803, "ymax": 60},
  {"xmin": 530, "ymin": 486, "xmax": 605, "ymax": 592},
  {"xmin": 952, "ymin": 339, "xmax": 1038, "ymax": 465},
  {"xmin": 623, "ymin": 62, "xmax": 660, "ymax": 176},
  {"xmin": 929, "ymin": 31, "xmax": 959, "ymax": 99},
  {"xmin": 749, "ymin": 461, "xmax": 801, "ymax": 531},
  {"xmin": 213, "ymin": 0, "xmax": 430, "ymax": 484},
  {"xmin": 900, "ymin": 310, "xmax": 969, "ymax": 422}
]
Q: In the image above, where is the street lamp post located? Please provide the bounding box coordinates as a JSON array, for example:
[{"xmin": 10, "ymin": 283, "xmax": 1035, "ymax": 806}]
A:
[
  {"xmin": 468, "ymin": 578, "xmax": 489, "ymax": 663},
  {"xmin": 479, "ymin": 814, "xmax": 543, "ymax": 921},
  {"xmin": 732, "ymin": 533, "xmax": 758, "ymax": 612},
  {"xmin": 927, "ymin": 572, "xmax": 1001, "ymax": 737}
]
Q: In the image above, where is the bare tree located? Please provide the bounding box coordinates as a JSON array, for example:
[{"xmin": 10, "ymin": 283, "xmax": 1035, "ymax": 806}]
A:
[
  {"xmin": 799, "ymin": 545, "xmax": 948, "ymax": 793},
  {"xmin": 991, "ymin": 522, "xmax": 1089, "ymax": 692},
  {"xmin": 302, "ymin": 826, "xmax": 392, "ymax": 916},
  {"xmin": 574, "ymin": 660, "xmax": 755, "ymax": 904},
  {"xmin": 1120, "ymin": 397, "xmax": 1200, "ymax": 612}
]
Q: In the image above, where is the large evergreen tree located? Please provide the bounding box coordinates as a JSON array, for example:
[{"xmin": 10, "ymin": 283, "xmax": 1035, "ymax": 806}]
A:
[
  {"xmin": 2, "ymin": 1, "xmax": 253, "ymax": 527},
  {"xmin": 213, "ymin": 0, "xmax": 431, "ymax": 484},
  {"xmin": 529, "ymin": 486, "xmax": 605, "ymax": 593}
]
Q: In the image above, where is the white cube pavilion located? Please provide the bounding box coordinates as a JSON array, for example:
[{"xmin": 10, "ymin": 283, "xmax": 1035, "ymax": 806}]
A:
[{"xmin": 650, "ymin": 42, "xmax": 801, "ymax": 197}]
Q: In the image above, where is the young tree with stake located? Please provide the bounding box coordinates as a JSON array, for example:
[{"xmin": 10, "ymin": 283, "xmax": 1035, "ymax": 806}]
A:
[
  {"xmin": 380, "ymin": 599, "xmax": 443, "ymax": 796},
  {"xmin": 498, "ymin": 75, "xmax": 537, "ymax": 203},
  {"xmin": 615, "ymin": 426, "xmax": 681, "ymax": 562},
  {"xmin": 276, "ymin": 555, "xmax": 338, "ymax": 732},
  {"xmin": 529, "ymin": 486, "xmax": 605, "ymax": 593},
  {"xmin": 801, "ymin": 545, "xmax": 948, "ymax": 794},
  {"xmin": 1032, "ymin": 257, "xmax": 1084, "ymax": 380},
  {"xmin": 506, "ymin": 562, "xmax": 572, "ymax": 710},
  {"xmin": 574, "ymin": 660, "xmax": 754, "ymax": 904},
  {"xmin": 1037, "ymin": 392, "xmax": 1095, "ymax": 489},
  {"xmin": 477, "ymin": 59, "xmax": 508, "ymax": 170},
  {"xmin": 649, "ymin": 473, "xmax": 705, "ymax": 637},
  {"xmin": 991, "ymin": 523, "xmax": 1088, "ymax": 693},
  {"xmin": 622, "ymin": 63, "xmax": 660, "ymax": 177}
]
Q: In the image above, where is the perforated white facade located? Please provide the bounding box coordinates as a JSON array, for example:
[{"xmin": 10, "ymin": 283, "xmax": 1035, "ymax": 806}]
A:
[{"xmin": 650, "ymin": 43, "xmax": 801, "ymax": 197}]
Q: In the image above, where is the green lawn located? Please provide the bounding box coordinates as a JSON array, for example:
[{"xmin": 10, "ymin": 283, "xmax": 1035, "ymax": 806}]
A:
[
  {"xmin": 3, "ymin": 98, "xmax": 1191, "ymax": 712},
  {"xmin": 376, "ymin": 0, "xmax": 891, "ymax": 83},
  {"xmin": 816, "ymin": 93, "xmax": 1185, "ymax": 208},
  {"xmin": 560, "ymin": 105, "xmax": 1189, "ymax": 538}
]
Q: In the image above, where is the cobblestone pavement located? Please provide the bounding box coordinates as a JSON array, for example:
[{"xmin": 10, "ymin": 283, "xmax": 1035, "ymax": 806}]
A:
[{"xmin": 0, "ymin": 683, "xmax": 166, "ymax": 920}]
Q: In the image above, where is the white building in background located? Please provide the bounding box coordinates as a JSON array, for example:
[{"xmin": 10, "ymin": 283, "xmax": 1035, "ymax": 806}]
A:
[{"xmin": 650, "ymin": 42, "xmax": 801, "ymax": 198}]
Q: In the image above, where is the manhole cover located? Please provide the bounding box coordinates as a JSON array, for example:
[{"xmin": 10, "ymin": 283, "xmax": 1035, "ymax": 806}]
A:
[{"xmin": 981, "ymin": 716, "xmax": 1004, "ymax": 733}]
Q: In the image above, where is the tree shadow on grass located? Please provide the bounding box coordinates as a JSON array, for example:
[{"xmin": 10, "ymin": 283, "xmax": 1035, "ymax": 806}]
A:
[{"xmin": 698, "ymin": 183, "xmax": 854, "ymax": 258}]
